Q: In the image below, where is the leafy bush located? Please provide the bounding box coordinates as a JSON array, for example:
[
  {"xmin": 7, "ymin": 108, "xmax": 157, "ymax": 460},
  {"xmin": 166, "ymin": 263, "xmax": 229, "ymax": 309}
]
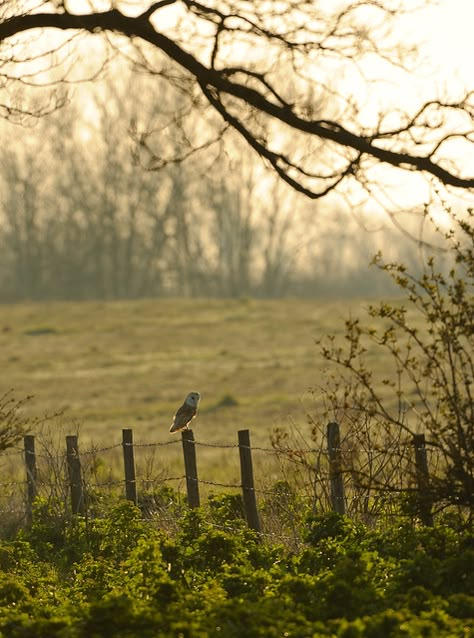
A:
[
  {"xmin": 0, "ymin": 497, "xmax": 471, "ymax": 637},
  {"xmin": 318, "ymin": 211, "xmax": 474, "ymax": 514}
]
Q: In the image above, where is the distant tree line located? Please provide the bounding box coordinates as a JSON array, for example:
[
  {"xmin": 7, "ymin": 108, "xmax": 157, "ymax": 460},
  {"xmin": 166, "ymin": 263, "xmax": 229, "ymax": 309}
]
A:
[{"xmin": 0, "ymin": 74, "xmax": 432, "ymax": 302}]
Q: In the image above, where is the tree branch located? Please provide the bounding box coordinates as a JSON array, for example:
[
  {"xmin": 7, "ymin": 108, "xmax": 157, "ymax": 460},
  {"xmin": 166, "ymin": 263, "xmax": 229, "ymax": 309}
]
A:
[{"xmin": 1, "ymin": 6, "xmax": 473, "ymax": 192}]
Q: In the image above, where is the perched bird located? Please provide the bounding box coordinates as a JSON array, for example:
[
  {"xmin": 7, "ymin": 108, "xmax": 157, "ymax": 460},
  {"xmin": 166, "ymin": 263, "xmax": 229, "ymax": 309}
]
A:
[{"xmin": 169, "ymin": 391, "xmax": 201, "ymax": 433}]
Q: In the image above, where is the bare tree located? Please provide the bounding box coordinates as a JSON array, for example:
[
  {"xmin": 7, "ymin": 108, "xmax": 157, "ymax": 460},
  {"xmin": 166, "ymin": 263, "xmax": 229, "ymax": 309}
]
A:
[
  {"xmin": 0, "ymin": 83, "xmax": 440, "ymax": 302},
  {"xmin": 257, "ymin": 179, "xmax": 312, "ymax": 297},
  {"xmin": 1, "ymin": 0, "xmax": 472, "ymax": 215},
  {"xmin": 0, "ymin": 131, "xmax": 53, "ymax": 298},
  {"xmin": 202, "ymin": 146, "xmax": 317, "ymax": 297},
  {"xmin": 206, "ymin": 165, "xmax": 256, "ymax": 296},
  {"xmin": 0, "ymin": 70, "xmax": 206, "ymax": 300}
]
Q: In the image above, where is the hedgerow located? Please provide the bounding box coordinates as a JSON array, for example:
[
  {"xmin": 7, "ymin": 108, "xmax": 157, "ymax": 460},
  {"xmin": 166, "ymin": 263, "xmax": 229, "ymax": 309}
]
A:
[{"xmin": 0, "ymin": 498, "xmax": 471, "ymax": 637}]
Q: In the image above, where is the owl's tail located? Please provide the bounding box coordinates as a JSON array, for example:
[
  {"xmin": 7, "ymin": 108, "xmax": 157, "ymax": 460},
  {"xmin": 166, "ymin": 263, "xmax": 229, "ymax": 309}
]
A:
[{"xmin": 169, "ymin": 423, "xmax": 185, "ymax": 433}]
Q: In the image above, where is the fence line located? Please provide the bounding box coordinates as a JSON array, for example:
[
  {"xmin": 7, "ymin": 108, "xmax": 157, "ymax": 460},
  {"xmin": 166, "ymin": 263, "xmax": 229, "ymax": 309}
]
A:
[
  {"xmin": 122, "ymin": 428, "xmax": 137, "ymax": 505},
  {"xmin": 24, "ymin": 434, "xmax": 37, "ymax": 524},
  {"xmin": 0, "ymin": 423, "xmax": 441, "ymax": 535},
  {"xmin": 327, "ymin": 422, "xmax": 346, "ymax": 515},
  {"xmin": 66, "ymin": 435, "xmax": 85, "ymax": 516},
  {"xmin": 0, "ymin": 439, "xmax": 432, "ymax": 460},
  {"xmin": 181, "ymin": 429, "xmax": 200, "ymax": 508},
  {"xmin": 238, "ymin": 429, "xmax": 261, "ymax": 533}
]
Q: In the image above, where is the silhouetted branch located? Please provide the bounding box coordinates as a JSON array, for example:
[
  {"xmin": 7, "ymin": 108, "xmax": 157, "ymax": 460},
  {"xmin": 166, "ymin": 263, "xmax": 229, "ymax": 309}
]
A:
[{"xmin": 1, "ymin": 2, "xmax": 473, "ymax": 196}]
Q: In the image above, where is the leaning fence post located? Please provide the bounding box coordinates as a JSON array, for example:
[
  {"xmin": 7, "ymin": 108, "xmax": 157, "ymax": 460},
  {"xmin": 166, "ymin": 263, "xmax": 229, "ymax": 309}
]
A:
[
  {"xmin": 412, "ymin": 433, "xmax": 434, "ymax": 526},
  {"xmin": 122, "ymin": 429, "xmax": 137, "ymax": 505},
  {"xmin": 327, "ymin": 422, "xmax": 346, "ymax": 515},
  {"xmin": 66, "ymin": 435, "xmax": 85, "ymax": 515},
  {"xmin": 24, "ymin": 435, "xmax": 37, "ymax": 523},
  {"xmin": 181, "ymin": 429, "xmax": 200, "ymax": 508},
  {"xmin": 238, "ymin": 429, "xmax": 261, "ymax": 533}
]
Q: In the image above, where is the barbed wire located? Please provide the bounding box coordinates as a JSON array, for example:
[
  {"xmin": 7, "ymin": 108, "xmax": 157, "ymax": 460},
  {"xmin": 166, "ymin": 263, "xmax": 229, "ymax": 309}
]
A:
[
  {"xmin": 0, "ymin": 470, "xmax": 426, "ymax": 505},
  {"xmin": 139, "ymin": 476, "xmax": 186, "ymax": 485},
  {"xmin": 0, "ymin": 428, "xmax": 444, "ymax": 524},
  {"xmin": 79, "ymin": 443, "xmax": 124, "ymax": 456},
  {"xmin": 192, "ymin": 477, "xmax": 242, "ymax": 489},
  {"xmin": 79, "ymin": 479, "xmax": 411, "ymax": 504},
  {"xmin": 0, "ymin": 472, "xmax": 438, "ymax": 494},
  {"xmin": 133, "ymin": 440, "xmax": 181, "ymax": 448},
  {"xmin": 193, "ymin": 440, "xmax": 240, "ymax": 450},
  {"xmin": 0, "ymin": 435, "xmax": 440, "ymax": 461},
  {"xmin": 76, "ymin": 476, "xmax": 420, "ymax": 501}
]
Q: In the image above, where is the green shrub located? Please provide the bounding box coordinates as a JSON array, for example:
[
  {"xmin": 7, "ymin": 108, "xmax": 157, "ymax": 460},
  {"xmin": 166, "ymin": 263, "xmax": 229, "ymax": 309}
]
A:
[
  {"xmin": 0, "ymin": 493, "xmax": 471, "ymax": 636},
  {"xmin": 208, "ymin": 492, "xmax": 246, "ymax": 525},
  {"xmin": 19, "ymin": 497, "xmax": 67, "ymax": 561},
  {"xmin": 303, "ymin": 511, "xmax": 363, "ymax": 546},
  {"xmin": 446, "ymin": 593, "xmax": 474, "ymax": 619}
]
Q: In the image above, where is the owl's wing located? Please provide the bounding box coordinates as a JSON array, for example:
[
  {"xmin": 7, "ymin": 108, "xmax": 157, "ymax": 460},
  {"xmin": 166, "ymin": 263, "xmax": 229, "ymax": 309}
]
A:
[{"xmin": 170, "ymin": 402, "xmax": 197, "ymax": 432}]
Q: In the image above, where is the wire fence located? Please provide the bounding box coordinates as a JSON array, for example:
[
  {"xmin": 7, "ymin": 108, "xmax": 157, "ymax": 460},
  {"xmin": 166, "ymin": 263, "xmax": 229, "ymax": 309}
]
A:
[{"xmin": 0, "ymin": 421, "xmax": 443, "ymax": 544}]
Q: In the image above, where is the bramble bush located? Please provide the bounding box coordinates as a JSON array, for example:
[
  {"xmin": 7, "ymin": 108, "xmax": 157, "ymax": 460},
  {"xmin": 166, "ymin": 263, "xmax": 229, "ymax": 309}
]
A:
[{"xmin": 0, "ymin": 496, "xmax": 471, "ymax": 637}]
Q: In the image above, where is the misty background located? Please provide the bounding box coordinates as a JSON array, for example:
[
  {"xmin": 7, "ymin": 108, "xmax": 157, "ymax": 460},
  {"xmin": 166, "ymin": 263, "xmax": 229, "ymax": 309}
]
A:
[{"xmin": 1, "ymin": 68, "xmax": 444, "ymax": 303}]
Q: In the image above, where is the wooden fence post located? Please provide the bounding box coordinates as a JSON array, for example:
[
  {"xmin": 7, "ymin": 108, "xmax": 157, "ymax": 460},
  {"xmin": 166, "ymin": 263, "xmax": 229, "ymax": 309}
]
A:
[
  {"xmin": 238, "ymin": 429, "xmax": 261, "ymax": 533},
  {"xmin": 181, "ymin": 429, "xmax": 200, "ymax": 508},
  {"xmin": 24, "ymin": 435, "xmax": 37, "ymax": 523},
  {"xmin": 327, "ymin": 422, "xmax": 346, "ymax": 515},
  {"xmin": 66, "ymin": 435, "xmax": 85, "ymax": 515},
  {"xmin": 412, "ymin": 433, "xmax": 434, "ymax": 526},
  {"xmin": 122, "ymin": 429, "xmax": 137, "ymax": 505}
]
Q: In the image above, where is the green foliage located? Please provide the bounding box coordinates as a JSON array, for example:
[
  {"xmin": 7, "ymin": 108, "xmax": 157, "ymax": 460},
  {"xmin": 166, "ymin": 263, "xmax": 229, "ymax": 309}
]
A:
[
  {"xmin": 87, "ymin": 501, "xmax": 152, "ymax": 562},
  {"xmin": 208, "ymin": 492, "xmax": 246, "ymax": 525},
  {"xmin": 19, "ymin": 497, "xmax": 67, "ymax": 561},
  {"xmin": 318, "ymin": 211, "xmax": 474, "ymax": 513},
  {"xmin": 0, "ymin": 495, "xmax": 471, "ymax": 637},
  {"xmin": 303, "ymin": 511, "xmax": 362, "ymax": 545}
]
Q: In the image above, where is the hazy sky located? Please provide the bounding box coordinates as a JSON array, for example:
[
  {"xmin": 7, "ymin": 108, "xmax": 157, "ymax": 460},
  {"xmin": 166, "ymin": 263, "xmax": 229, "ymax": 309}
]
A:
[
  {"xmin": 410, "ymin": 1, "xmax": 474, "ymax": 201},
  {"xmin": 334, "ymin": 0, "xmax": 474, "ymax": 220},
  {"xmin": 414, "ymin": 0, "xmax": 474, "ymax": 92},
  {"xmin": 348, "ymin": 0, "xmax": 474, "ymax": 109},
  {"xmin": 5, "ymin": 0, "xmax": 472, "ymax": 220}
]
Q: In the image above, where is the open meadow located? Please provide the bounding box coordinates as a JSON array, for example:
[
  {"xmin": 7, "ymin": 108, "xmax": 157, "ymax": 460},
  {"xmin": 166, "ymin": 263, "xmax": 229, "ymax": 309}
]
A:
[
  {"xmin": 0, "ymin": 299, "xmax": 471, "ymax": 638},
  {"xmin": 1, "ymin": 297, "xmax": 418, "ymax": 487}
]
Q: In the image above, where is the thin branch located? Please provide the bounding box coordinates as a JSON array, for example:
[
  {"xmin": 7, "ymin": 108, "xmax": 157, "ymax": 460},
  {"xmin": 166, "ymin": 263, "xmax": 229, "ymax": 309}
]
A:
[{"xmin": 0, "ymin": 5, "xmax": 473, "ymax": 191}]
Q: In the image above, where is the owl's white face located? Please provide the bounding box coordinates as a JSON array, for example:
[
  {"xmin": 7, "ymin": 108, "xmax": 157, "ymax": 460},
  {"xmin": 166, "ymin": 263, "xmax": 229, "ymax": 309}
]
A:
[{"xmin": 185, "ymin": 391, "xmax": 201, "ymax": 407}]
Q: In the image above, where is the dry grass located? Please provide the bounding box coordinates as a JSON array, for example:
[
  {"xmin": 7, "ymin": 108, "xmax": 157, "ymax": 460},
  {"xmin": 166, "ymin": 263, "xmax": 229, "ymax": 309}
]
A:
[{"xmin": 1, "ymin": 297, "xmax": 423, "ymax": 484}]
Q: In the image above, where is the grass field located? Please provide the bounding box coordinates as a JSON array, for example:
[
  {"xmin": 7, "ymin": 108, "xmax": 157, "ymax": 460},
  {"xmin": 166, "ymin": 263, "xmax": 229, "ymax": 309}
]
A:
[{"xmin": 1, "ymin": 297, "xmax": 414, "ymax": 484}]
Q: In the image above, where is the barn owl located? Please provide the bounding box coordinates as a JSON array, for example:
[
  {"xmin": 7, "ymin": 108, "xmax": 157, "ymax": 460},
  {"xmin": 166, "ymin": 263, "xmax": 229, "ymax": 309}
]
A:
[{"xmin": 169, "ymin": 391, "xmax": 201, "ymax": 433}]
